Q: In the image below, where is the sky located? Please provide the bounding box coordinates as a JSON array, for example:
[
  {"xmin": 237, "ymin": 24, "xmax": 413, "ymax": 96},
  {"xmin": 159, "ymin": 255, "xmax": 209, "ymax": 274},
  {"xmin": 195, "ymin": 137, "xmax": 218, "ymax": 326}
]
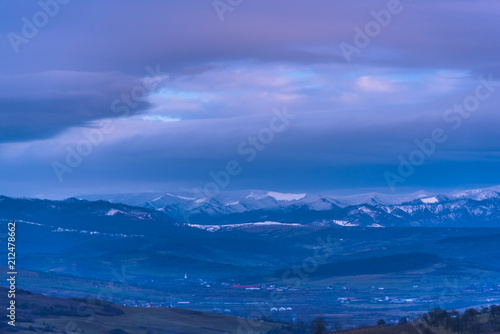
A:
[{"xmin": 1, "ymin": 0, "xmax": 500, "ymax": 199}]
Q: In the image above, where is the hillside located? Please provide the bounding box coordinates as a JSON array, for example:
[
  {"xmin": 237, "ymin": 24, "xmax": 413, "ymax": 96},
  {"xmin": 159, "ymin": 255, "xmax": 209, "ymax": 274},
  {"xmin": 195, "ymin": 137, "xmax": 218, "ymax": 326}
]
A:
[{"xmin": 0, "ymin": 287, "xmax": 280, "ymax": 334}]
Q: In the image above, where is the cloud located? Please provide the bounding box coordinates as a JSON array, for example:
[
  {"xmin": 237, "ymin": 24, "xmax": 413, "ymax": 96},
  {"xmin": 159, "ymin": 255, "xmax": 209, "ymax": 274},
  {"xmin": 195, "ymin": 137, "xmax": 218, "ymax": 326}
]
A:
[
  {"xmin": 141, "ymin": 115, "xmax": 181, "ymax": 123},
  {"xmin": 0, "ymin": 71, "xmax": 152, "ymax": 143},
  {"xmin": 1, "ymin": 0, "xmax": 498, "ymax": 74},
  {"xmin": 1, "ymin": 0, "xmax": 500, "ymax": 196},
  {"xmin": 356, "ymin": 76, "xmax": 396, "ymax": 92}
]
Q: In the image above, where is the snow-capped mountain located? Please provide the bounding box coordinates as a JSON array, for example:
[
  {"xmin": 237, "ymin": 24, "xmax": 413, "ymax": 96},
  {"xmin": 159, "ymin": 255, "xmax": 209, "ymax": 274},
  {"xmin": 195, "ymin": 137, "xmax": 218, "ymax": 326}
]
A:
[
  {"xmin": 79, "ymin": 187, "xmax": 500, "ymax": 228},
  {"xmin": 0, "ymin": 195, "xmax": 179, "ymax": 237},
  {"xmin": 82, "ymin": 189, "xmax": 336, "ymax": 215}
]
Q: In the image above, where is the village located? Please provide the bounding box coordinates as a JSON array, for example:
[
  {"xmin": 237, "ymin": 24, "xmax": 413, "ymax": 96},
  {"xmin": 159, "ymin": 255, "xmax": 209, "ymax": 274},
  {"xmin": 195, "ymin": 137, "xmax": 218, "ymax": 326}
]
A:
[{"xmin": 116, "ymin": 273, "xmax": 500, "ymax": 325}]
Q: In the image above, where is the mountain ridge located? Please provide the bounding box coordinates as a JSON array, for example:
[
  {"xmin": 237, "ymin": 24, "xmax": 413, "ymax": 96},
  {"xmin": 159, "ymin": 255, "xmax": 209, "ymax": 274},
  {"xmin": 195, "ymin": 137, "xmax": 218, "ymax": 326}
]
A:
[
  {"xmin": 2, "ymin": 186, "xmax": 500, "ymax": 230},
  {"xmin": 77, "ymin": 186, "xmax": 500, "ymax": 228}
]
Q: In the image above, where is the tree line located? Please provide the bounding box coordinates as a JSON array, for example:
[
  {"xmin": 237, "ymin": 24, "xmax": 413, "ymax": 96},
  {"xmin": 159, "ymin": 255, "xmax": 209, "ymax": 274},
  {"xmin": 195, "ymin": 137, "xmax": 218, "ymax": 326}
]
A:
[{"xmin": 265, "ymin": 304, "xmax": 500, "ymax": 334}]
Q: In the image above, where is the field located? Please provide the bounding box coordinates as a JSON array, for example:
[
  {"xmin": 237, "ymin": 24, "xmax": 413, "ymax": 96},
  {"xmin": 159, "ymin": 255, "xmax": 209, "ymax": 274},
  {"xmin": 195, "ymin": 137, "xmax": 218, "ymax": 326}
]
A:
[
  {"xmin": 2, "ymin": 219, "xmax": 500, "ymax": 329},
  {"xmin": 0, "ymin": 287, "xmax": 281, "ymax": 334}
]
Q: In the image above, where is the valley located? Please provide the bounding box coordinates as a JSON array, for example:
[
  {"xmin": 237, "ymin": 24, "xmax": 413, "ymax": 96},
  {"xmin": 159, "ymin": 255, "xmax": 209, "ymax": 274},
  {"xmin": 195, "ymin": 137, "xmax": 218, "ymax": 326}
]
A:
[{"xmin": 1, "ymin": 188, "xmax": 500, "ymax": 330}]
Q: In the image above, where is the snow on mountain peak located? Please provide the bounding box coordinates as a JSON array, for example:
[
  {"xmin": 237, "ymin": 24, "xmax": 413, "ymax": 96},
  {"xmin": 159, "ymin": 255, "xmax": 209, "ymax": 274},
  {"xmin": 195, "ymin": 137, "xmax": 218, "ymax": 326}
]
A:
[
  {"xmin": 245, "ymin": 191, "xmax": 306, "ymax": 201},
  {"xmin": 266, "ymin": 191, "xmax": 306, "ymax": 201},
  {"xmin": 77, "ymin": 185, "xmax": 500, "ymax": 228},
  {"xmin": 246, "ymin": 192, "xmax": 267, "ymax": 200},
  {"xmin": 446, "ymin": 189, "xmax": 500, "ymax": 201},
  {"xmin": 421, "ymin": 197, "xmax": 439, "ymax": 204},
  {"xmin": 165, "ymin": 193, "xmax": 195, "ymax": 201}
]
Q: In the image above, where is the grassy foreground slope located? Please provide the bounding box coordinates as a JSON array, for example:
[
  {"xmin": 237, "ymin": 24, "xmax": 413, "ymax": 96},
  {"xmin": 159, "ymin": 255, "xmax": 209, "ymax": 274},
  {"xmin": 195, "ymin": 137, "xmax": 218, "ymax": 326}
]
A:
[
  {"xmin": 0, "ymin": 287, "xmax": 279, "ymax": 334},
  {"xmin": 338, "ymin": 324, "xmax": 421, "ymax": 334}
]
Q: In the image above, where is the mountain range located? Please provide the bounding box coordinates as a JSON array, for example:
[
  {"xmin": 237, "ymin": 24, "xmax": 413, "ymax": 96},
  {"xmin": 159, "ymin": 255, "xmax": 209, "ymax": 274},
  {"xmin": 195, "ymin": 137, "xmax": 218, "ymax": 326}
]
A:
[{"xmin": 77, "ymin": 186, "xmax": 500, "ymax": 228}]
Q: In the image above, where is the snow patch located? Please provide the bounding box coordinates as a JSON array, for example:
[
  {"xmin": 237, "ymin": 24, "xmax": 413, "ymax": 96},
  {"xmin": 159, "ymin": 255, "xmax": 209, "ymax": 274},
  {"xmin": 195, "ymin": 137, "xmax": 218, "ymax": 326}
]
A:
[
  {"xmin": 176, "ymin": 195, "xmax": 195, "ymax": 201},
  {"xmin": 246, "ymin": 192, "xmax": 267, "ymax": 200},
  {"xmin": 106, "ymin": 209, "xmax": 122, "ymax": 216},
  {"xmin": 359, "ymin": 206, "xmax": 373, "ymax": 214},
  {"xmin": 245, "ymin": 191, "xmax": 306, "ymax": 201},
  {"xmin": 165, "ymin": 193, "xmax": 195, "ymax": 201},
  {"xmin": 188, "ymin": 221, "xmax": 301, "ymax": 232},
  {"xmin": 52, "ymin": 227, "xmax": 143, "ymax": 238},
  {"xmin": 421, "ymin": 197, "xmax": 439, "ymax": 204},
  {"xmin": 331, "ymin": 220, "xmax": 358, "ymax": 227},
  {"xmin": 267, "ymin": 191, "xmax": 306, "ymax": 201},
  {"xmin": 4, "ymin": 219, "xmax": 45, "ymax": 226},
  {"xmin": 105, "ymin": 209, "xmax": 151, "ymax": 220}
]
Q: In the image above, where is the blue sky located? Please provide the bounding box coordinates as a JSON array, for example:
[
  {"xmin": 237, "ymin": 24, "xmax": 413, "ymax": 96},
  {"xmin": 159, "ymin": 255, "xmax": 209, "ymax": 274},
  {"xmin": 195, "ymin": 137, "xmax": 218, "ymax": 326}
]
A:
[{"xmin": 1, "ymin": 0, "xmax": 500, "ymax": 198}]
